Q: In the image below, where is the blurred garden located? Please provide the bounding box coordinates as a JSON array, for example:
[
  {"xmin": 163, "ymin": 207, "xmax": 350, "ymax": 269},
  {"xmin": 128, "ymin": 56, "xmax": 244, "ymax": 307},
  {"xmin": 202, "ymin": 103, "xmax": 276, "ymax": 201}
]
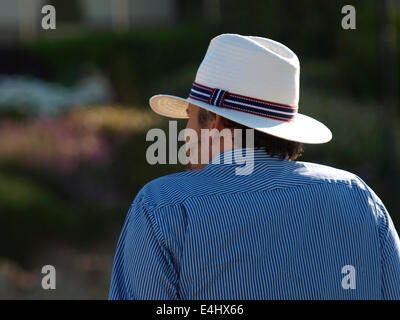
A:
[{"xmin": 0, "ymin": 0, "xmax": 399, "ymax": 299}]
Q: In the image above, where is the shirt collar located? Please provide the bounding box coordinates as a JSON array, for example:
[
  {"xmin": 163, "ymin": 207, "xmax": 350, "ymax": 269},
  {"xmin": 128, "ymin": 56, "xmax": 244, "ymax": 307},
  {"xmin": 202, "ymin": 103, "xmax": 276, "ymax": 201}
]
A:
[
  {"xmin": 210, "ymin": 148, "xmax": 290, "ymax": 164},
  {"xmin": 206, "ymin": 147, "xmax": 289, "ymax": 167}
]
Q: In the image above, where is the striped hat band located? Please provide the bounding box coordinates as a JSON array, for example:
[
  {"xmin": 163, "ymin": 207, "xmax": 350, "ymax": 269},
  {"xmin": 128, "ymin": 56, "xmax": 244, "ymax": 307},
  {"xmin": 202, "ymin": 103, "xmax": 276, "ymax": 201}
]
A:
[{"xmin": 189, "ymin": 82, "xmax": 298, "ymax": 122}]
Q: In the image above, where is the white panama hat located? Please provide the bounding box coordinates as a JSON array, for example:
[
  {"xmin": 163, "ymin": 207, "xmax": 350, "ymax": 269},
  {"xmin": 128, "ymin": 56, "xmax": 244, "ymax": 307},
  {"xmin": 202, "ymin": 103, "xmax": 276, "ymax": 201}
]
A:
[{"xmin": 149, "ymin": 33, "xmax": 332, "ymax": 144}]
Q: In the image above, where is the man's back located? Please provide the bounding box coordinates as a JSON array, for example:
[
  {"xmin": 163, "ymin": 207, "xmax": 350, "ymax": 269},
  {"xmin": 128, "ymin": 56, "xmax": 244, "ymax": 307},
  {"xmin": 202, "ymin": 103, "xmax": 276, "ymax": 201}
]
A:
[{"xmin": 109, "ymin": 148, "xmax": 400, "ymax": 299}]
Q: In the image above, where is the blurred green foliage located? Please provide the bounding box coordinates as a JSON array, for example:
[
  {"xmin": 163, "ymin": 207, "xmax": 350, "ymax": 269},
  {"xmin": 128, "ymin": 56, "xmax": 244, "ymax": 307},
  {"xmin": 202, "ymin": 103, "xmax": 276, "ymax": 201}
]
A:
[
  {"xmin": 26, "ymin": 25, "xmax": 215, "ymax": 104},
  {"xmin": 0, "ymin": 170, "xmax": 111, "ymax": 262},
  {"xmin": 24, "ymin": 0, "xmax": 400, "ymax": 106}
]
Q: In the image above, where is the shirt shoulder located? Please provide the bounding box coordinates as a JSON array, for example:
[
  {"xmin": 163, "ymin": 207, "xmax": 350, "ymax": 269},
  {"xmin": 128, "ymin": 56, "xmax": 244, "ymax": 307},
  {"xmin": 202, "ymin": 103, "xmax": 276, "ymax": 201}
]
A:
[
  {"xmin": 136, "ymin": 160, "xmax": 370, "ymax": 212},
  {"xmin": 135, "ymin": 169, "xmax": 213, "ymax": 211},
  {"xmin": 293, "ymin": 160, "xmax": 365, "ymax": 186},
  {"xmin": 298, "ymin": 161, "xmax": 392, "ymax": 226}
]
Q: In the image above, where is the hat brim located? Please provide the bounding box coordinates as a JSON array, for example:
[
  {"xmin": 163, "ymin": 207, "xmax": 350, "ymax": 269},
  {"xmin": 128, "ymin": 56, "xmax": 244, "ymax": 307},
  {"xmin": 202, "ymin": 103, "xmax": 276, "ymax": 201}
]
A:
[{"xmin": 149, "ymin": 94, "xmax": 332, "ymax": 144}]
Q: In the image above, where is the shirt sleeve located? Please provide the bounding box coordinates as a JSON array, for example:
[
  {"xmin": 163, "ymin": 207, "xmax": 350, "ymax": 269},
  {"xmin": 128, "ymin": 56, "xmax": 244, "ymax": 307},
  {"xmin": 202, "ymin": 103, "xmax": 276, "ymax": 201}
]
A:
[
  {"xmin": 108, "ymin": 193, "xmax": 179, "ymax": 300},
  {"xmin": 376, "ymin": 200, "xmax": 400, "ymax": 300}
]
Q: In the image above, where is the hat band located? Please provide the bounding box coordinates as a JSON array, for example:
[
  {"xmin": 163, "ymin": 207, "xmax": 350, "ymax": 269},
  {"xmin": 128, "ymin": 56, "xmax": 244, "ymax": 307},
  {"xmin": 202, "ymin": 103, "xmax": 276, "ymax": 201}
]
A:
[{"xmin": 189, "ymin": 82, "xmax": 298, "ymax": 122}]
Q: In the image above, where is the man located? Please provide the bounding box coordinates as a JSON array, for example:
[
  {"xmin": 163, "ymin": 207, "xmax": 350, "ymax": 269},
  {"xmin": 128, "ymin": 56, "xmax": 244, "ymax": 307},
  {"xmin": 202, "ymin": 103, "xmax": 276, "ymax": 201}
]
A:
[{"xmin": 109, "ymin": 34, "xmax": 400, "ymax": 299}]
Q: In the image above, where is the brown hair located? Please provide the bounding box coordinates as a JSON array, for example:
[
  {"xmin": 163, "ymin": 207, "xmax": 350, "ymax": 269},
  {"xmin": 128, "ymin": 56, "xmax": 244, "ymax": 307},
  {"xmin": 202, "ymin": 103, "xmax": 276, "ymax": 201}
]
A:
[{"xmin": 198, "ymin": 108, "xmax": 303, "ymax": 160}]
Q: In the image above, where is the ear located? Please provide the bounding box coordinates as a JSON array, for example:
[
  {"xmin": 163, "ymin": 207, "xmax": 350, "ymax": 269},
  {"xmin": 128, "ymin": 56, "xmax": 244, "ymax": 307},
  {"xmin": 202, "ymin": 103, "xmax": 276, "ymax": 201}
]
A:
[
  {"xmin": 212, "ymin": 114, "xmax": 225, "ymax": 131},
  {"xmin": 208, "ymin": 114, "xmax": 224, "ymax": 146}
]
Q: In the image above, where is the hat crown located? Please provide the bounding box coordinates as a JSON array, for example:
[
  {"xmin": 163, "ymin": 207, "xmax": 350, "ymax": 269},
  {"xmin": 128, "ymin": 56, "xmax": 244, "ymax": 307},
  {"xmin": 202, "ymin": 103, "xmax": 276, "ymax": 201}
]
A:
[{"xmin": 194, "ymin": 34, "xmax": 300, "ymax": 107}]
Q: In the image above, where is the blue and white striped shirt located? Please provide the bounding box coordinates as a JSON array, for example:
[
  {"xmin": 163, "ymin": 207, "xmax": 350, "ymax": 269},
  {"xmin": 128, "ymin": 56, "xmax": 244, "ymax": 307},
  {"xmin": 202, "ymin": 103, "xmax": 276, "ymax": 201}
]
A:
[{"xmin": 109, "ymin": 148, "xmax": 400, "ymax": 299}]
